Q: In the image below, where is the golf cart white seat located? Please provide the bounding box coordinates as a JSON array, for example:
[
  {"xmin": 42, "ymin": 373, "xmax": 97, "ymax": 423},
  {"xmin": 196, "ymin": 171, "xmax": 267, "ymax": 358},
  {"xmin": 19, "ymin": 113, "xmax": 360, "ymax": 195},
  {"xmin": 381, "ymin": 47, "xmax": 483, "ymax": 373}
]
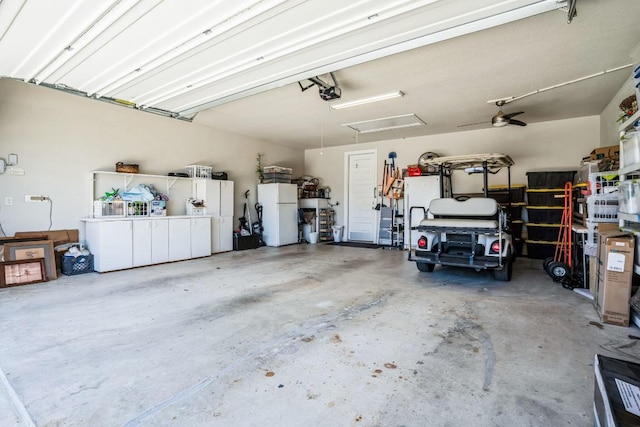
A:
[{"xmin": 421, "ymin": 197, "xmax": 499, "ymax": 229}]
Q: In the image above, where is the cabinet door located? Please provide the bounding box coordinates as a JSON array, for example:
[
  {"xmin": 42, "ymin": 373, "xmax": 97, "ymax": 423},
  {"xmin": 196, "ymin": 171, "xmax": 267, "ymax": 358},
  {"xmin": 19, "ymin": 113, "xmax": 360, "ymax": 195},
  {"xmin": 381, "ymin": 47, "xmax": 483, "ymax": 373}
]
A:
[
  {"xmin": 191, "ymin": 217, "xmax": 212, "ymax": 257},
  {"xmin": 220, "ymin": 181, "xmax": 234, "ymax": 217},
  {"xmin": 168, "ymin": 218, "xmax": 191, "ymax": 261},
  {"xmin": 212, "ymin": 216, "xmax": 234, "ymax": 253},
  {"xmin": 87, "ymin": 220, "xmax": 133, "ymax": 272},
  {"xmin": 132, "ymin": 220, "xmax": 152, "ymax": 267},
  {"xmin": 151, "ymin": 219, "xmax": 169, "ymax": 264}
]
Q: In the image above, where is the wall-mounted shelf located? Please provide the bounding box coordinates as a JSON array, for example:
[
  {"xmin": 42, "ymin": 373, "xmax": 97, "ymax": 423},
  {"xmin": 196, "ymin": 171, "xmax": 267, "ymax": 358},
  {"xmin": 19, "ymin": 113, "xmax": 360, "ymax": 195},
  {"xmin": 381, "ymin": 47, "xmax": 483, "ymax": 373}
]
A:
[
  {"xmin": 618, "ymin": 110, "xmax": 640, "ymax": 133},
  {"xmin": 89, "ymin": 171, "xmax": 195, "ymax": 218},
  {"xmin": 91, "ymin": 170, "xmax": 192, "ymax": 192}
]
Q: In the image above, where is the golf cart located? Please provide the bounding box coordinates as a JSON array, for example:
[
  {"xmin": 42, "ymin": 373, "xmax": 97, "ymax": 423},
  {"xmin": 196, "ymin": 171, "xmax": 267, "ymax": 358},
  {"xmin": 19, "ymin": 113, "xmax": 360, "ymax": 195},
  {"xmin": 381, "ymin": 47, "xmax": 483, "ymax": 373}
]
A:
[{"xmin": 408, "ymin": 153, "xmax": 516, "ymax": 282}]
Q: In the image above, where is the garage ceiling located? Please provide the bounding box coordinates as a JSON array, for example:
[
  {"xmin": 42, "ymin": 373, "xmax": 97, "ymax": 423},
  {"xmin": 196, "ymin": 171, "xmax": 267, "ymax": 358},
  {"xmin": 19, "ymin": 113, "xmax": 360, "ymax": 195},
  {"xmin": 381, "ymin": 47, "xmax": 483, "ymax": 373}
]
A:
[{"xmin": 1, "ymin": 0, "xmax": 639, "ymax": 149}]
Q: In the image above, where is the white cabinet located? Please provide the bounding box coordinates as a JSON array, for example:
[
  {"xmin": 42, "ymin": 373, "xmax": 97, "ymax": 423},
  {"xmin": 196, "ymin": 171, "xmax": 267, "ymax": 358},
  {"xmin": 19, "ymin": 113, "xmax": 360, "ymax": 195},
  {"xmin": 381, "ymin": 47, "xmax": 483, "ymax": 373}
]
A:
[
  {"xmin": 86, "ymin": 220, "xmax": 133, "ymax": 272},
  {"xmin": 151, "ymin": 220, "xmax": 169, "ymax": 264},
  {"xmin": 133, "ymin": 220, "xmax": 169, "ymax": 266},
  {"xmin": 132, "ymin": 220, "xmax": 152, "ymax": 267},
  {"xmin": 83, "ymin": 216, "xmax": 211, "ymax": 272},
  {"xmin": 169, "ymin": 218, "xmax": 192, "ymax": 261},
  {"xmin": 193, "ymin": 179, "xmax": 234, "ymax": 253},
  {"xmin": 190, "ymin": 217, "xmax": 212, "ymax": 257},
  {"xmin": 212, "ymin": 216, "xmax": 234, "ymax": 252}
]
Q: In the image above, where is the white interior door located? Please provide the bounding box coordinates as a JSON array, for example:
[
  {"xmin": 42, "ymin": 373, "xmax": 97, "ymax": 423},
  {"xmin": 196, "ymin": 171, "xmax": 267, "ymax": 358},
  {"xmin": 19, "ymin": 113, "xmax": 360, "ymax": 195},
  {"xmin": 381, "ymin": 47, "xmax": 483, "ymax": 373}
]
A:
[{"xmin": 345, "ymin": 149, "xmax": 377, "ymax": 242}]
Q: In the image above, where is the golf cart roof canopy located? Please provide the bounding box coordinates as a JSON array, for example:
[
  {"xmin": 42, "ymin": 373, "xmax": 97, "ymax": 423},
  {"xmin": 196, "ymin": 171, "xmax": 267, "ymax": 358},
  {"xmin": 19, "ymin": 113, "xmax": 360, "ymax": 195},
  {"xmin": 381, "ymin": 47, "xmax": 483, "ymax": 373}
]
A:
[{"xmin": 423, "ymin": 153, "xmax": 514, "ymax": 170}]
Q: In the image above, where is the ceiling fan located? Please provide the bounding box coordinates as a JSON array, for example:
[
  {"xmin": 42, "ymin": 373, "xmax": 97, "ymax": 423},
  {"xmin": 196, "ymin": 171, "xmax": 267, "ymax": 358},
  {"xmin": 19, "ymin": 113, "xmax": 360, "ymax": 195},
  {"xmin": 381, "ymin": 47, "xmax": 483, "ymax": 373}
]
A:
[
  {"xmin": 491, "ymin": 100, "xmax": 526, "ymax": 127},
  {"xmin": 457, "ymin": 101, "xmax": 527, "ymax": 129}
]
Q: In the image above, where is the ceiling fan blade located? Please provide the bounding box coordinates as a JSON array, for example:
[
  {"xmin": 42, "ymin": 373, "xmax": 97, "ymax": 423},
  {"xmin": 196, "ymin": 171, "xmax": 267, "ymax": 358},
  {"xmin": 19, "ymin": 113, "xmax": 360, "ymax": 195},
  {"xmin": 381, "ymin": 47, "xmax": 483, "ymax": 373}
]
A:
[
  {"xmin": 503, "ymin": 111, "xmax": 524, "ymax": 119},
  {"xmin": 457, "ymin": 121, "xmax": 490, "ymax": 128},
  {"xmin": 508, "ymin": 119, "xmax": 527, "ymax": 126}
]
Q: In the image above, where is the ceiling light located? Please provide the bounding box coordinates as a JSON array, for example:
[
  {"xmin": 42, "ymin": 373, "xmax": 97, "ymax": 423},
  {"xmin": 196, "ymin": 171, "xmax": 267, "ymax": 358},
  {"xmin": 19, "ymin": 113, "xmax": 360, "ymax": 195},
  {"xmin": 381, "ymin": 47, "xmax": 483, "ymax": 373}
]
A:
[
  {"xmin": 331, "ymin": 91, "xmax": 404, "ymax": 110},
  {"xmin": 343, "ymin": 113, "xmax": 425, "ymax": 133}
]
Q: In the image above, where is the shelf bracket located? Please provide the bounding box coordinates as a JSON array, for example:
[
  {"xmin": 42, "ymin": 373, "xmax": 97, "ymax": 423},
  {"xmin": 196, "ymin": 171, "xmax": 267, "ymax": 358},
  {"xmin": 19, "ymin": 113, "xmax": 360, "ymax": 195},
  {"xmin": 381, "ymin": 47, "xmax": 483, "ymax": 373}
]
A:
[{"xmin": 167, "ymin": 177, "xmax": 178, "ymax": 192}]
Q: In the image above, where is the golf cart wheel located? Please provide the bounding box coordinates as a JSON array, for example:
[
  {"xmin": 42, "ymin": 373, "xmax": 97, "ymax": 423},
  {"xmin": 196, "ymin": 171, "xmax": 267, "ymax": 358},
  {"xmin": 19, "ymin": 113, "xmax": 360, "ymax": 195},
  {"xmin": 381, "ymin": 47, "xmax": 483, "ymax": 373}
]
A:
[
  {"xmin": 547, "ymin": 262, "xmax": 570, "ymax": 282},
  {"xmin": 543, "ymin": 257, "xmax": 555, "ymax": 273},
  {"xmin": 493, "ymin": 257, "xmax": 513, "ymax": 282},
  {"xmin": 417, "ymin": 262, "xmax": 435, "ymax": 272},
  {"xmin": 493, "ymin": 249, "xmax": 513, "ymax": 281}
]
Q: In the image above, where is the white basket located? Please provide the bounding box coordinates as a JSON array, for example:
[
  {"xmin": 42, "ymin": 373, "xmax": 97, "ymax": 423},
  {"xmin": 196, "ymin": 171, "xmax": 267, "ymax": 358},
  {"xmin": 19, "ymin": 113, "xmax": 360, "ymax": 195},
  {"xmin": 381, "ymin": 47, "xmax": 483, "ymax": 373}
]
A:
[
  {"xmin": 586, "ymin": 195, "xmax": 619, "ymax": 222},
  {"xmin": 93, "ymin": 200, "xmax": 126, "ymax": 217},
  {"xmin": 588, "ymin": 172, "xmax": 619, "ymax": 196},
  {"xmin": 186, "ymin": 200, "xmax": 206, "ymax": 215},
  {"xmin": 125, "ymin": 201, "xmax": 150, "ymax": 217},
  {"xmin": 185, "ymin": 165, "xmax": 213, "ymax": 179}
]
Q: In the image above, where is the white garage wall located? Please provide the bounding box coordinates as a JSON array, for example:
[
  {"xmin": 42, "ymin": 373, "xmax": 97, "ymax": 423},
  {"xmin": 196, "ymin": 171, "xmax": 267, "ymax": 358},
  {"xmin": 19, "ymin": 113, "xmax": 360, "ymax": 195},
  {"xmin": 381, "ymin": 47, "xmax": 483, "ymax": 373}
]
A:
[
  {"xmin": 0, "ymin": 79, "xmax": 303, "ymax": 238},
  {"xmin": 304, "ymin": 116, "xmax": 599, "ymax": 227},
  {"xmin": 600, "ymin": 78, "xmax": 636, "ymax": 145}
]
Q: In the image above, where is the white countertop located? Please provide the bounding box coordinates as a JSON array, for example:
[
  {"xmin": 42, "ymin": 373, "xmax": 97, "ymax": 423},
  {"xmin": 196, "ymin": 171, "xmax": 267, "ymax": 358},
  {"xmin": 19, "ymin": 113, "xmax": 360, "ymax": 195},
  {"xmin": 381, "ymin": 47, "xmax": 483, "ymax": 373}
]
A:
[{"xmin": 82, "ymin": 215, "xmax": 213, "ymax": 222}]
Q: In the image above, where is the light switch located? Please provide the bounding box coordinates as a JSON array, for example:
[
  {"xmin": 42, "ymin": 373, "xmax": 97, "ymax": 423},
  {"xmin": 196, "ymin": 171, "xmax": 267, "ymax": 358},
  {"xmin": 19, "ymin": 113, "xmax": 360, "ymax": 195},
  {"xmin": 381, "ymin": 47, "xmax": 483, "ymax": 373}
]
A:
[{"xmin": 5, "ymin": 197, "xmax": 12, "ymax": 206}]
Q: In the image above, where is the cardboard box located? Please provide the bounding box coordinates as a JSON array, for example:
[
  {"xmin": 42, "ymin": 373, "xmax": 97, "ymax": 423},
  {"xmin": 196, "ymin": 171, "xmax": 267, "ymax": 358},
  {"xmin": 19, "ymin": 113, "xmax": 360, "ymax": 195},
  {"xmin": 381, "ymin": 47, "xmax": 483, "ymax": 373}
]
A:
[
  {"xmin": 150, "ymin": 200, "xmax": 166, "ymax": 216},
  {"xmin": 595, "ymin": 230, "xmax": 635, "ymax": 326},
  {"xmin": 594, "ymin": 354, "xmax": 640, "ymax": 427},
  {"xmin": 590, "ymin": 144, "xmax": 620, "ymax": 161}
]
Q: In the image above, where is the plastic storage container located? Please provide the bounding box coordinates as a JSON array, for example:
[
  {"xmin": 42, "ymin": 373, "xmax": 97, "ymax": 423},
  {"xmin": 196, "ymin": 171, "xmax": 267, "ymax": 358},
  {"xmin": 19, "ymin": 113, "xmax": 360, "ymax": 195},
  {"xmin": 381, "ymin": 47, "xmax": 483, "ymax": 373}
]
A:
[
  {"xmin": 621, "ymin": 131, "xmax": 640, "ymax": 170},
  {"xmin": 619, "ymin": 180, "xmax": 640, "ymax": 214},
  {"xmin": 587, "ymin": 195, "xmax": 619, "ymax": 222},
  {"xmin": 126, "ymin": 201, "xmax": 150, "ymax": 217},
  {"xmin": 185, "ymin": 165, "xmax": 213, "ymax": 178},
  {"xmin": 62, "ymin": 255, "xmax": 94, "ymax": 275},
  {"xmin": 526, "ymin": 206, "xmax": 564, "ymax": 223},
  {"xmin": 263, "ymin": 173, "xmax": 292, "ymax": 183},
  {"xmin": 526, "ymin": 171, "xmax": 576, "ymax": 189},
  {"xmin": 587, "ymin": 172, "xmax": 619, "ymax": 196},
  {"xmin": 93, "ymin": 200, "xmax": 126, "ymax": 217},
  {"xmin": 526, "ymin": 223, "xmax": 562, "ymax": 241},
  {"xmin": 525, "ymin": 240, "xmax": 557, "ymax": 259},
  {"xmin": 486, "ymin": 184, "xmax": 526, "ymax": 203},
  {"xmin": 526, "ymin": 189, "xmax": 565, "ymax": 206}
]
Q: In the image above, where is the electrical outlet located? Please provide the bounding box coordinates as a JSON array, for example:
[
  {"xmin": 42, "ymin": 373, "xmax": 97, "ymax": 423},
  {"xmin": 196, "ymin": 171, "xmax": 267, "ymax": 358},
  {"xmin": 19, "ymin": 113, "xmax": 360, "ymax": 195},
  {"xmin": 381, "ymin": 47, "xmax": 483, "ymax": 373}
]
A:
[{"xmin": 5, "ymin": 197, "xmax": 12, "ymax": 206}]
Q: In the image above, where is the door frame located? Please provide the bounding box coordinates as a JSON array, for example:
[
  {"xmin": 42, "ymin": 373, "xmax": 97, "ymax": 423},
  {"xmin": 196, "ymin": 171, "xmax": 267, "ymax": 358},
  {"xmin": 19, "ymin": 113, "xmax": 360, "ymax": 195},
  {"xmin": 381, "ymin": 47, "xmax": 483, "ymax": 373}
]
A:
[{"xmin": 343, "ymin": 148, "xmax": 377, "ymax": 243}]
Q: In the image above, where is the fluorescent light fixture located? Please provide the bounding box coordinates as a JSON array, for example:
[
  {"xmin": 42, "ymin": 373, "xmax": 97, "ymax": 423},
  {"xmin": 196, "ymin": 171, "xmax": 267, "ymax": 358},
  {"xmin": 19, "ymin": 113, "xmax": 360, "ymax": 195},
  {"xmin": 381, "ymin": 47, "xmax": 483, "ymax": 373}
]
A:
[
  {"xmin": 331, "ymin": 91, "xmax": 404, "ymax": 110},
  {"xmin": 343, "ymin": 113, "xmax": 425, "ymax": 134}
]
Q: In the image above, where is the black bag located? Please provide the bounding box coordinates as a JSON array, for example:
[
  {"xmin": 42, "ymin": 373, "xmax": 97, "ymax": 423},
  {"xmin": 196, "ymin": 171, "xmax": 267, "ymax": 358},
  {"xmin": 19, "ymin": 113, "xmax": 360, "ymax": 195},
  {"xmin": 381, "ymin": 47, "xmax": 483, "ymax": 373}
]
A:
[{"xmin": 211, "ymin": 172, "xmax": 228, "ymax": 180}]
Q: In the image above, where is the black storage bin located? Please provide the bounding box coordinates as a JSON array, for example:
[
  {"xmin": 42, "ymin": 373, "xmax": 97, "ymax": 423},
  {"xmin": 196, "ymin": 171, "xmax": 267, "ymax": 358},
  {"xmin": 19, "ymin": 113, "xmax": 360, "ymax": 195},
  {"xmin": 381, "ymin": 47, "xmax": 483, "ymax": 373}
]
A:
[
  {"xmin": 211, "ymin": 172, "xmax": 228, "ymax": 180},
  {"xmin": 526, "ymin": 171, "xmax": 576, "ymax": 189},
  {"xmin": 526, "ymin": 223, "xmax": 562, "ymax": 241},
  {"xmin": 233, "ymin": 233, "xmax": 262, "ymax": 250},
  {"xmin": 510, "ymin": 220, "xmax": 523, "ymax": 238},
  {"xmin": 503, "ymin": 203, "xmax": 525, "ymax": 221},
  {"xmin": 62, "ymin": 254, "xmax": 94, "ymax": 275},
  {"xmin": 514, "ymin": 238, "xmax": 524, "ymax": 257},
  {"xmin": 526, "ymin": 189, "xmax": 566, "ymax": 206},
  {"xmin": 526, "ymin": 206, "xmax": 564, "ymax": 223},
  {"xmin": 525, "ymin": 240, "xmax": 557, "ymax": 259},
  {"xmin": 486, "ymin": 184, "xmax": 526, "ymax": 203}
]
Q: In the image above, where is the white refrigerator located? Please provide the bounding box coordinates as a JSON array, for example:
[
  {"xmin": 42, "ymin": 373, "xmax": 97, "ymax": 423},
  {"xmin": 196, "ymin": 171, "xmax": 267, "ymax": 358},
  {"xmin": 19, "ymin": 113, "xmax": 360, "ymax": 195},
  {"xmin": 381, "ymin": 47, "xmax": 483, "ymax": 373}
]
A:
[
  {"xmin": 258, "ymin": 183, "xmax": 298, "ymax": 247},
  {"xmin": 403, "ymin": 176, "xmax": 443, "ymax": 249}
]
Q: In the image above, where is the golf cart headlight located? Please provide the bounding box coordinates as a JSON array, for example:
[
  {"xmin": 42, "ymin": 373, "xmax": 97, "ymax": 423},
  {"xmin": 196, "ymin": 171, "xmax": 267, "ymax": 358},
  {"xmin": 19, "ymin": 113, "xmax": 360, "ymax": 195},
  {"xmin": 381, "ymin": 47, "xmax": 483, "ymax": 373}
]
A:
[{"xmin": 417, "ymin": 236, "xmax": 428, "ymax": 249}]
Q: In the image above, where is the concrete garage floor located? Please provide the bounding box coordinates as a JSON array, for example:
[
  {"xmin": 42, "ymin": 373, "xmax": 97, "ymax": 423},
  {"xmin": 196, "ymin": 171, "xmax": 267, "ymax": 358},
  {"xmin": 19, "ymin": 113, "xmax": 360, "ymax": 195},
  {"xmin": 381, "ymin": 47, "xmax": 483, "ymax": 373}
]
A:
[{"xmin": 1, "ymin": 244, "xmax": 639, "ymax": 426}]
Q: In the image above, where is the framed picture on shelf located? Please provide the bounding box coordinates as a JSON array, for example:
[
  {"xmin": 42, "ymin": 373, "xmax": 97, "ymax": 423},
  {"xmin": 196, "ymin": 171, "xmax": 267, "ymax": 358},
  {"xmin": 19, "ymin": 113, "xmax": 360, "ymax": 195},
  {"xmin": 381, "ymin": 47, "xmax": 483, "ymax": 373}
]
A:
[
  {"xmin": 0, "ymin": 259, "xmax": 47, "ymax": 287},
  {"xmin": 4, "ymin": 240, "xmax": 56, "ymax": 280}
]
